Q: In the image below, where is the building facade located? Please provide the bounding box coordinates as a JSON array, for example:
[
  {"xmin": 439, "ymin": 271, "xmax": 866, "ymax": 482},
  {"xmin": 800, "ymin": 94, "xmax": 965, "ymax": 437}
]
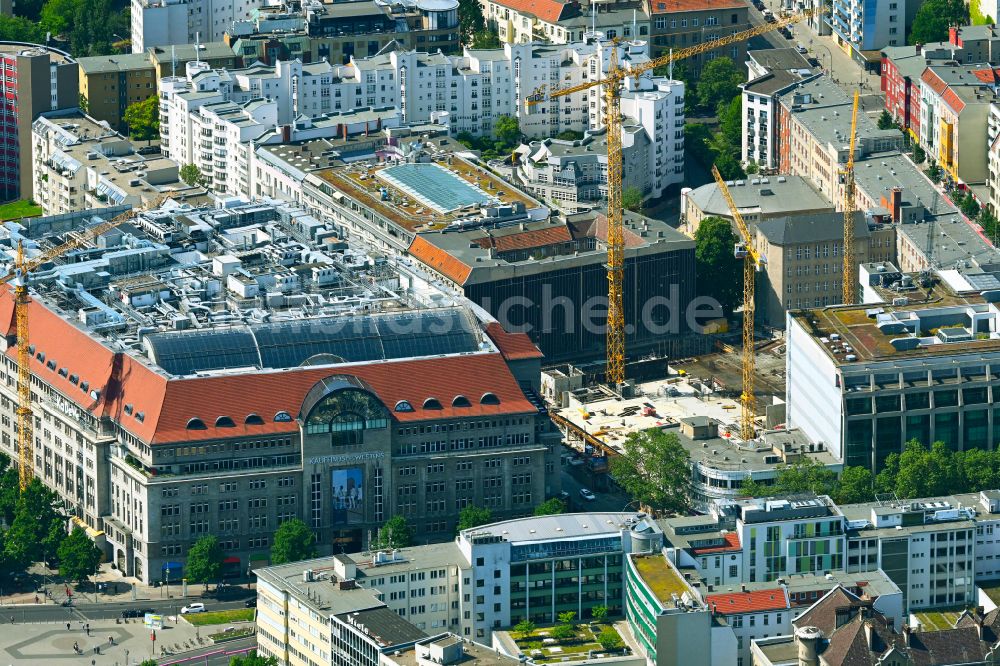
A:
[
  {"xmin": 643, "ymin": 0, "xmax": 750, "ymax": 75},
  {"xmin": 0, "ymin": 42, "xmax": 78, "ymax": 202}
]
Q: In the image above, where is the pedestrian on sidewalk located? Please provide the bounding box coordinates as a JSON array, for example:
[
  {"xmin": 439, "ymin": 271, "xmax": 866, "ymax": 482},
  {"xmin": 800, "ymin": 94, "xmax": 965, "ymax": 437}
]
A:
[{"xmin": 66, "ymin": 622, "xmax": 71, "ymax": 630}]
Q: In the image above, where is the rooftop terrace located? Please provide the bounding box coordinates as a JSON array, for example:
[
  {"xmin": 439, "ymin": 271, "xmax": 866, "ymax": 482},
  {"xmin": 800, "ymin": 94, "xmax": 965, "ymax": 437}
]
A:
[
  {"xmin": 316, "ymin": 156, "xmax": 540, "ymax": 232},
  {"xmin": 631, "ymin": 554, "xmax": 693, "ymax": 606}
]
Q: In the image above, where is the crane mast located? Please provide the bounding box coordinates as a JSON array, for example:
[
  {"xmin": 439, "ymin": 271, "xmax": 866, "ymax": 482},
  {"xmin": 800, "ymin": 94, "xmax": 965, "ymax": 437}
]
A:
[
  {"xmin": 842, "ymin": 90, "xmax": 860, "ymax": 305},
  {"xmin": 712, "ymin": 165, "xmax": 764, "ymax": 441},
  {"xmin": 3, "ymin": 198, "xmax": 167, "ymax": 489},
  {"xmin": 526, "ymin": 10, "xmax": 815, "ymax": 387}
]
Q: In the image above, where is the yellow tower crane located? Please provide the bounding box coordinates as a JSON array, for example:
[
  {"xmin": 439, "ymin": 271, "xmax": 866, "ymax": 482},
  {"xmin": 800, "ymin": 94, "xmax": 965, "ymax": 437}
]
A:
[
  {"xmin": 841, "ymin": 90, "xmax": 860, "ymax": 305},
  {"xmin": 525, "ymin": 11, "xmax": 815, "ymax": 386},
  {"xmin": 711, "ymin": 164, "xmax": 764, "ymax": 441},
  {"xmin": 0, "ymin": 199, "xmax": 166, "ymax": 489}
]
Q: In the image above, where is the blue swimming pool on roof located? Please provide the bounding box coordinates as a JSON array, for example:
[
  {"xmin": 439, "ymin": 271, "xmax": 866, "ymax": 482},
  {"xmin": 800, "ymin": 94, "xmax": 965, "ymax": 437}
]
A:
[{"xmin": 377, "ymin": 163, "xmax": 492, "ymax": 213}]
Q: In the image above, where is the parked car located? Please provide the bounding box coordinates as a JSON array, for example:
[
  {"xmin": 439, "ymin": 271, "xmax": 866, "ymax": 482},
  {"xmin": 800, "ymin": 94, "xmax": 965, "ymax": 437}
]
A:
[
  {"xmin": 558, "ymin": 491, "xmax": 571, "ymax": 502},
  {"xmin": 796, "ymin": 44, "xmax": 808, "ymax": 54},
  {"xmin": 579, "ymin": 488, "xmax": 596, "ymax": 501},
  {"xmin": 244, "ymin": 598, "xmax": 258, "ymax": 608},
  {"xmin": 779, "ymin": 26, "xmax": 793, "ymax": 38},
  {"xmin": 181, "ymin": 603, "xmax": 206, "ymax": 614}
]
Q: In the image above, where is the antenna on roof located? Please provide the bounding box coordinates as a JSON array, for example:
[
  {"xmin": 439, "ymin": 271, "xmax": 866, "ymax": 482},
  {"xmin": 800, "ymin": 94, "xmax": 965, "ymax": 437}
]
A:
[
  {"xmin": 633, "ymin": 10, "xmax": 637, "ymax": 40},
  {"xmin": 591, "ymin": 2, "xmax": 596, "ymax": 34},
  {"xmin": 669, "ymin": 48, "xmax": 674, "ymax": 81},
  {"xmin": 171, "ymin": 45, "xmax": 176, "ymax": 78}
]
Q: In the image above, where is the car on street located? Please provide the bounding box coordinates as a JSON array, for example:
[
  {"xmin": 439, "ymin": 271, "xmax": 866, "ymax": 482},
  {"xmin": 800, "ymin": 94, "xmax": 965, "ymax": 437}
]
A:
[
  {"xmin": 778, "ymin": 26, "xmax": 792, "ymax": 38},
  {"xmin": 181, "ymin": 603, "xmax": 206, "ymax": 614},
  {"xmin": 796, "ymin": 44, "xmax": 808, "ymax": 54},
  {"xmin": 579, "ymin": 488, "xmax": 596, "ymax": 501},
  {"xmin": 244, "ymin": 598, "xmax": 257, "ymax": 608},
  {"xmin": 558, "ymin": 491, "xmax": 571, "ymax": 502}
]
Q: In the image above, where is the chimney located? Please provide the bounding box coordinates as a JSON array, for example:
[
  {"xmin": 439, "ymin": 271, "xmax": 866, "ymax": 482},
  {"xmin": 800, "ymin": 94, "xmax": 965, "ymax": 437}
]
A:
[
  {"xmin": 741, "ymin": 583, "xmax": 747, "ymax": 593},
  {"xmin": 903, "ymin": 623, "xmax": 913, "ymax": 647},
  {"xmin": 916, "ymin": 43, "xmax": 922, "ymax": 54},
  {"xmin": 976, "ymin": 615, "xmax": 985, "ymax": 641},
  {"xmin": 891, "ymin": 187, "xmax": 903, "ymax": 223},
  {"xmin": 863, "ymin": 622, "xmax": 874, "ymax": 650}
]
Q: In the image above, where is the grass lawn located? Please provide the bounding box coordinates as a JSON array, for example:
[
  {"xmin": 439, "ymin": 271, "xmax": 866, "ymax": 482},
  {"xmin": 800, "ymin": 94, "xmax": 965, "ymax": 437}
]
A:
[
  {"xmin": 184, "ymin": 608, "xmax": 255, "ymax": 626},
  {"xmin": 980, "ymin": 581, "xmax": 1000, "ymax": 607},
  {"xmin": 0, "ymin": 200, "xmax": 41, "ymax": 221},
  {"xmin": 914, "ymin": 610, "xmax": 963, "ymax": 632},
  {"xmin": 512, "ymin": 624, "xmax": 625, "ymax": 664}
]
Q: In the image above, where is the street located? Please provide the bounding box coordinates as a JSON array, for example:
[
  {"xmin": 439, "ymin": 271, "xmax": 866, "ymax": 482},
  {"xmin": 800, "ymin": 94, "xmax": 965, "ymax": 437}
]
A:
[
  {"xmin": 157, "ymin": 637, "xmax": 258, "ymax": 666},
  {"xmin": 2, "ymin": 598, "xmax": 250, "ymax": 624}
]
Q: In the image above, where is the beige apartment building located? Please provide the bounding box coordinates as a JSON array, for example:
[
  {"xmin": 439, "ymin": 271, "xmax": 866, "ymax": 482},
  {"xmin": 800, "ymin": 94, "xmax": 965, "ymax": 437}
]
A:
[
  {"xmin": 753, "ymin": 211, "xmax": 896, "ymax": 326},
  {"xmin": 645, "ymin": 0, "xmax": 750, "ymax": 74}
]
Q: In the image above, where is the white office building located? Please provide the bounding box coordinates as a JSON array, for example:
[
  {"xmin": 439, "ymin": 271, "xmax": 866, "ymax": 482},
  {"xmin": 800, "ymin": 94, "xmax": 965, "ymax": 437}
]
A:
[{"xmin": 131, "ymin": 0, "xmax": 259, "ymax": 53}]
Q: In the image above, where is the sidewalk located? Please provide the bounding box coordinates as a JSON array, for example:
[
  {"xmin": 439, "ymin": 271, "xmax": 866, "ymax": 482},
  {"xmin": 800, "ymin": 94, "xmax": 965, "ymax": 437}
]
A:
[{"xmin": 0, "ymin": 617, "xmax": 204, "ymax": 664}]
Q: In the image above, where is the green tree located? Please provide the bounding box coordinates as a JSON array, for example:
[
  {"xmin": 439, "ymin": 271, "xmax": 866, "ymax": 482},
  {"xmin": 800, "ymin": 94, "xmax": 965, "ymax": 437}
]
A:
[
  {"xmin": 909, "ymin": 0, "xmax": 969, "ymax": 45},
  {"xmin": 271, "ymin": 519, "xmax": 317, "ymax": 565},
  {"xmin": 694, "ymin": 216, "xmax": 742, "ymax": 315},
  {"xmin": 494, "ymin": 115, "xmax": 520, "ymax": 147},
  {"xmin": 927, "ymin": 162, "xmax": 942, "ymax": 183},
  {"xmin": 738, "ymin": 474, "xmax": 770, "ymax": 497},
  {"xmin": 186, "ymin": 535, "xmax": 224, "ymax": 590},
  {"xmin": 609, "ymin": 429, "xmax": 691, "ymax": 516},
  {"xmin": 714, "ymin": 151, "xmax": 746, "ymax": 180},
  {"xmin": 139, "ymin": 660, "xmax": 159, "ymax": 666},
  {"xmin": 15, "ymin": 0, "xmax": 46, "ymax": 21},
  {"xmin": 4, "ymin": 478, "xmax": 64, "ymax": 569},
  {"xmin": 551, "ymin": 623, "xmax": 576, "ymax": 641},
  {"xmin": 558, "ymin": 611, "xmax": 577, "ymax": 628},
  {"xmin": 590, "ymin": 605, "xmax": 609, "ymax": 623},
  {"xmin": 40, "ymin": 0, "xmax": 78, "ymax": 36},
  {"xmin": 458, "ymin": 0, "xmax": 487, "ymax": 43},
  {"xmin": 834, "ymin": 466, "xmax": 875, "ymax": 504},
  {"xmin": 622, "ymin": 186, "xmax": 643, "ymax": 213},
  {"xmin": 913, "ymin": 144, "xmax": 926, "ymax": 164},
  {"xmin": 597, "ymin": 627, "xmax": 624, "ymax": 651},
  {"xmin": 514, "ymin": 619, "xmax": 536, "ymax": 639},
  {"xmin": 180, "ymin": 163, "xmax": 205, "ymax": 187},
  {"xmin": 533, "ymin": 498, "xmax": 566, "ymax": 516},
  {"xmin": 980, "ymin": 207, "xmax": 1000, "ymax": 245},
  {"xmin": 877, "ymin": 110, "xmax": 895, "ymax": 130},
  {"xmin": 0, "ymin": 15, "xmax": 46, "ymax": 42},
  {"xmin": 556, "ymin": 130, "xmax": 584, "ymax": 141},
  {"xmin": 57, "ymin": 525, "xmax": 102, "ymax": 584},
  {"xmin": 471, "ymin": 31, "xmax": 500, "ymax": 49},
  {"xmin": 771, "ymin": 457, "xmax": 838, "ymax": 497},
  {"xmin": 745, "ymin": 162, "xmax": 760, "ymax": 175},
  {"xmin": 0, "ymin": 467, "xmax": 17, "ymax": 526},
  {"xmin": 697, "ymin": 57, "xmax": 744, "ymax": 112},
  {"xmin": 457, "ymin": 505, "xmax": 492, "ymax": 532},
  {"xmin": 229, "ymin": 652, "xmax": 279, "ymax": 666},
  {"xmin": 123, "ymin": 95, "xmax": 160, "ymax": 143},
  {"xmin": 64, "ymin": 0, "xmax": 130, "ymax": 57},
  {"xmin": 717, "ymin": 96, "xmax": 743, "ymax": 148},
  {"xmin": 373, "ymin": 515, "xmax": 414, "ymax": 549}
]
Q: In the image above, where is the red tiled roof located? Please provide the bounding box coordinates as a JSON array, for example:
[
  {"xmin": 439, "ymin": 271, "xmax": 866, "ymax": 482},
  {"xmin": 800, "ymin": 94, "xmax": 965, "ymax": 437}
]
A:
[
  {"xmin": 921, "ymin": 69, "xmax": 948, "ymax": 95},
  {"xmin": 971, "ymin": 67, "xmax": 1000, "ymax": 84},
  {"xmin": 941, "ymin": 87, "xmax": 966, "ymax": 113},
  {"xmin": 690, "ymin": 532, "xmax": 741, "ymax": 555},
  {"xmin": 7, "ymin": 287, "xmax": 539, "ymax": 445},
  {"xmin": 408, "ymin": 235, "xmax": 473, "ymax": 285},
  {"xmin": 474, "ymin": 226, "xmax": 572, "ymax": 253},
  {"xmin": 492, "ymin": 0, "xmax": 569, "ymax": 23},
  {"xmin": 484, "ymin": 322, "xmax": 543, "ymax": 361},
  {"xmin": 592, "ymin": 214, "xmax": 647, "ymax": 248},
  {"xmin": 706, "ymin": 589, "xmax": 789, "ymax": 615},
  {"xmin": 648, "ymin": 0, "xmax": 744, "ymax": 14}
]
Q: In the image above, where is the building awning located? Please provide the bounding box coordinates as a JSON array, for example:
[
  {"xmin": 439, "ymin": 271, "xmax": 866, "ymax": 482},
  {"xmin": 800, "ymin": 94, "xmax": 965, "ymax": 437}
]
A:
[
  {"xmin": 249, "ymin": 552, "xmax": 270, "ymax": 563},
  {"xmin": 223, "ymin": 556, "xmax": 241, "ymax": 564},
  {"xmin": 162, "ymin": 562, "xmax": 183, "ymax": 572}
]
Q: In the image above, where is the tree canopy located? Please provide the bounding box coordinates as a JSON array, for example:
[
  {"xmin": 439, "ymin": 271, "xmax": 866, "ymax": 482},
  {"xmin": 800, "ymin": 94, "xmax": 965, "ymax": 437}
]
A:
[
  {"xmin": 373, "ymin": 515, "xmax": 414, "ymax": 549},
  {"xmin": 909, "ymin": 0, "xmax": 969, "ymax": 45},
  {"xmin": 697, "ymin": 57, "xmax": 744, "ymax": 112},
  {"xmin": 609, "ymin": 428, "xmax": 691, "ymax": 516},
  {"xmin": 458, "ymin": 0, "xmax": 487, "ymax": 44},
  {"xmin": 622, "ymin": 186, "xmax": 643, "ymax": 213},
  {"xmin": 124, "ymin": 95, "xmax": 160, "ymax": 142},
  {"xmin": 186, "ymin": 535, "xmax": 224, "ymax": 589},
  {"xmin": 456, "ymin": 505, "xmax": 493, "ymax": 532},
  {"xmin": 533, "ymin": 498, "xmax": 566, "ymax": 516},
  {"xmin": 694, "ymin": 216, "xmax": 742, "ymax": 315},
  {"xmin": 180, "ymin": 164, "xmax": 205, "ymax": 187},
  {"xmin": 4, "ymin": 478, "xmax": 64, "ymax": 569},
  {"xmin": 57, "ymin": 525, "xmax": 102, "ymax": 583},
  {"xmin": 229, "ymin": 652, "xmax": 279, "ymax": 666},
  {"xmin": 271, "ymin": 519, "xmax": 317, "ymax": 565}
]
